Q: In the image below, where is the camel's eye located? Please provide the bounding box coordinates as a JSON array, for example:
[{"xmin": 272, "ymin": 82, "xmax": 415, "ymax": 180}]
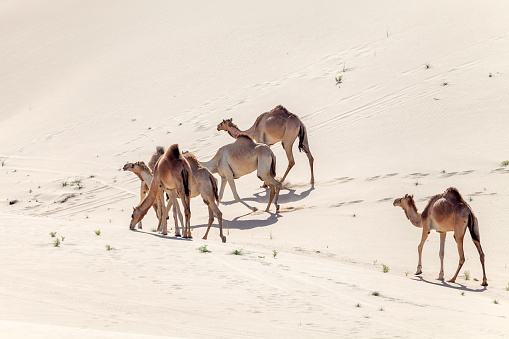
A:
[{"xmin": 131, "ymin": 214, "xmax": 133, "ymax": 218}]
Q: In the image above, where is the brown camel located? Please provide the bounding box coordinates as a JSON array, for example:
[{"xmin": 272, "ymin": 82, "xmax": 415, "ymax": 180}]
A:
[
  {"xmin": 393, "ymin": 187, "xmax": 487, "ymax": 286},
  {"xmin": 147, "ymin": 147, "xmax": 226, "ymax": 242},
  {"xmin": 129, "ymin": 144, "xmax": 192, "ymax": 238},
  {"xmin": 217, "ymin": 105, "xmax": 314, "ymax": 184},
  {"xmin": 201, "ymin": 134, "xmax": 281, "ymax": 212},
  {"xmin": 123, "ymin": 161, "xmax": 164, "ymax": 229}
]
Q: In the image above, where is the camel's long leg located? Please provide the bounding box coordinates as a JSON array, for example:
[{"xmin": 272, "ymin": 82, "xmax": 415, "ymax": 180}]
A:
[
  {"xmin": 202, "ymin": 206, "xmax": 214, "ymax": 240},
  {"xmin": 448, "ymin": 234, "xmax": 466, "ymax": 283},
  {"xmin": 137, "ymin": 183, "xmax": 147, "ymax": 229},
  {"xmin": 225, "ymin": 175, "xmax": 257, "ymax": 211},
  {"xmin": 468, "ymin": 216, "xmax": 488, "ymax": 286},
  {"xmin": 167, "ymin": 190, "xmax": 184, "ymax": 233},
  {"xmin": 158, "ymin": 191, "xmax": 169, "ymax": 236},
  {"xmin": 438, "ymin": 232, "xmax": 446, "ymax": 281},
  {"xmin": 202, "ymin": 200, "xmax": 225, "ymax": 243},
  {"xmin": 259, "ymin": 175, "xmax": 281, "ymax": 213},
  {"xmin": 180, "ymin": 194, "xmax": 192, "ymax": 238},
  {"xmin": 218, "ymin": 176, "xmax": 227, "ymax": 202},
  {"xmin": 280, "ymin": 139, "xmax": 296, "ymax": 183},
  {"xmin": 155, "ymin": 190, "xmax": 165, "ymax": 232},
  {"xmin": 472, "ymin": 239, "xmax": 487, "ymax": 286},
  {"xmin": 305, "ymin": 151, "xmax": 314, "ymax": 184},
  {"xmin": 168, "ymin": 191, "xmax": 181, "ymax": 237},
  {"xmin": 416, "ymin": 228, "xmax": 429, "ymax": 275},
  {"xmin": 265, "ymin": 184, "xmax": 275, "ymax": 212}
]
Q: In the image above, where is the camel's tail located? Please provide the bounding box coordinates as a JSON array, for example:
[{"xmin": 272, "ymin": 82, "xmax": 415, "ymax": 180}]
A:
[
  {"xmin": 298, "ymin": 123, "xmax": 311, "ymax": 154},
  {"xmin": 270, "ymin": 152, "xmax": 277, "ymax": 178},
  {"xmin": 209, "ymin": 175, "xmax": 219, "ymax": 203},
  {"xmin": 148, "ymin": 146, "xmax": 165, "ymax": 172},
  {"xmin": 181, "ymin": 169, "xmax": 190, "ymax": 197},
  {"xmin": 467, "ymin": 211, "xmax": 481, "ymax": 242}
]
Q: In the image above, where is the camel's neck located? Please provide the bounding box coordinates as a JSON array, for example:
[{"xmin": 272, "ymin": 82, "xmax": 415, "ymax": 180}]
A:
[
  {"xmin": 227, "ymin": 123, "xmax": 255, "ymax": 139},
  {"xmin": 136, "ymin": 178, "xmax": 159, "ymax": 215},
  {"xmin": 138, "ymin": 171, "xmax": 153, "ymax": 186},
  {"xmin": 200, "ymin": 150, "xmax": 221, "ymax": 174},
  {"xmin": 403, "ymin": 206, "xmax": 422, "ymax": 228}
]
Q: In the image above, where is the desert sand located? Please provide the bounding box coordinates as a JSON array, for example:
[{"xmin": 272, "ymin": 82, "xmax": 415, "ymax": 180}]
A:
[{"xmin": 1, "ymin": 1, "xmax": 509, "ymax": 338}]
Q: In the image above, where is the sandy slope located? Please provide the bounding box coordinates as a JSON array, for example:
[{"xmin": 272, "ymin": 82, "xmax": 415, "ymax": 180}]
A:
[{"xmin": 1, "ymin": 1, "xmax": 509, "ymax": 338}]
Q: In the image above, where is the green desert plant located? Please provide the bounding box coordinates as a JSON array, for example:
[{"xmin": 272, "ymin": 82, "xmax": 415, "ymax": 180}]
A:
[
  {"xmin": 335, "ymin": 75, "xmax": 343, "ymax": 86},
  {"xmin": 356, "ymin": 303, "xmax": 361, "ymax": 308},
  {"xmin": 94, "ymin": 229, "xmax": 101, "ymax": 236},
  {"xmin": 379, "ymin": 306, "xmax": 385, "ymax": 311},
  {"xmin": 489, "ymin": 72, "xmax": 493, "ymax": 77},
  {"xmin": 53, "ymin": 238, "xmax": 61, "ymax": 247},
  {"xmin": 506, "ymin": 283, "xmax": 509, "ymax": 291},
  {"xmin": 61, "ymin": 236, "xmax": 65, "ymax": 241},
  {"xmin": 441, "ymin": 81, "xmax": 449, "ymax": 86},
  {"xmin": 50, "ymin": 232, "xmax": 57, "ymax": 237},
  {"xmin": 372, "ymin": 291, "xmax": 380, "ymax": 296},
  {"xmin": 425, "ymin": 63, "xmax": 430, "ymax": 69},
  {"xmin": 382, "ymin": 264, "xmax": 390, "ymax": 273},
  {"xmin": 61, "ymin": 180, "xmax": 68, "ymax": 187},
  {"xmin": 501, "ymin": 160, "xmax": 509, "ymax": 167},
  {"xmin": 197, "ymin": 245, "xmax": 212, "ymax": 253},
  {"xmin": 493, "ymin": 298, "xmax": 499, "ymax": 305},
  {"xmin": 461, "ymin": 292, "xmax": 465, "ymax": 296},
  {"xmin": 151, "ymin": 228, "xmax": 158, "ymax": 233},
  {"xmin": 230, "ymin": 249, "xmax": 244, "ymax": 256},
  {"xmin": 1, "ymin": 159, "xmax": 5, "ymax": 166},
  {"xmin": 405, "ymin": 271, "xmax": 409, "ymax": 277},
  {"xmin": 273, "ymin": 250, "xmax": 278, "ymax": 258},
  {"xmin": 463, "ymin": 270, "xmax": 470, "ymax": 280},
  {"xmin": 105, "ymin": 244, "xmax": 116, "ymax": 251}
]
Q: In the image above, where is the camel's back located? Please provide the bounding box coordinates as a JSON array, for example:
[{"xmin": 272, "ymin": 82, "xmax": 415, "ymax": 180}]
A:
[{"xmin": 256, "ymin": 105, "xmax": 301, "ymax": 142}]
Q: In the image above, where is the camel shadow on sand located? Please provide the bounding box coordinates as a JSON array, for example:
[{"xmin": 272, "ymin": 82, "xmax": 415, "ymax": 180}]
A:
[
  {"xmin": 413, "ymin": 276, "xmax": 487, "ymax": 293},
  {"xmin": 220, "ymin": 183, "xmax": 314, "ymax": 206},
  {"xmin": 192, "ymin": 210, "xmax": 281, "ymax": 232}
]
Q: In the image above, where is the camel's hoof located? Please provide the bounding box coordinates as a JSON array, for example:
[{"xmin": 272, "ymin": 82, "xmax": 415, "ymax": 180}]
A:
[
  {"xmin": 175, "ymin": 234, "xmax": 181, "ymax": 237},
  {"xmin": 482, "ymin": 281, "xmax": 488, "ymax": 287},
  {"xmin": 447, "ymin": 278, "xmax": 456, "ymax": 283},
  {"xmin": 161, "ymin": 232, "xmax": 167, "ymax": 236},
  {"xmin": 221, "ymin": 236, "xmax": 227, "ymax": 243},
  {"xmin": 202, "ymin": 236, "xmax": 208, "ymax": 240},
  {"xmin": 415, "ymin": 271, "xmax": 422, "ymax": 276},
  {"xmin": 265, "ymin": 208, "xmax": 270, "ymax": 212},
  {"xmin": 437, "ymin": 277, "xmax": 445, "ymax": 282},
  {"xmin": 252, "ymin": 207, "xmax": 258, "ymax": 212}
]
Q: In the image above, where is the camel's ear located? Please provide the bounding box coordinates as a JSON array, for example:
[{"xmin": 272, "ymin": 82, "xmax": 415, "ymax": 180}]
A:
[{"xmin": 410, "ymin": 195, "xmax": 414, "ymax": 199}]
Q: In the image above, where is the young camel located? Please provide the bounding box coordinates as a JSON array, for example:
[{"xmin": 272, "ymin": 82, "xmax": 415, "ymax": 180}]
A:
[
  {"xmin": 201, "ymin": 134, "xmax": 281, "ymax": 212},
  {"xmin": 123, "ymin": 161, "xmax": 164, "ymax": 229},
  {"xmin": 393, "ymin": 187, "xmax": 487, "ymax": 286},
  {"xmin": 129, "ymin": 144, "xmax": 192, "ymax": 238},
  {"xmin": 217, "ymin": 105, "xmax": 314, "ymax": 184},
  {"xmin": 144, "ymin": 147, "xmax": 226, "ymax": 242}
]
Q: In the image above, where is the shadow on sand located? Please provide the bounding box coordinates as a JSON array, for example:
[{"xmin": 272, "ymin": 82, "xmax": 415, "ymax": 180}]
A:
[
  {"xmin": 220, "ymin": 183, "xmax": 315, "ymax": 206},
  {"xmin": 413, "ymin": 276, "xmax": 487, "ymax": 293}
]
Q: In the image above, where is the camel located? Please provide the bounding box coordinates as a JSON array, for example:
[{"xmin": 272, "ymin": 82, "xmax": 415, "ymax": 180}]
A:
[
  {"xmin": 201, "ymin": 134, "xmax": 281, "ymax": 212},
  {"xmin": 123, "ymin": 161, "xmax": 164, "ymax": 229},
  {"xmin": 217, "ymin": 105, "xmax": 314, "ymax": 184},
  {"xmin": 393, "ymin": 187, "xmax": 487, "ymax": 286},
  {"xmin": 143, "ymin": 147, "xmax": 226, "ymax": 242},
  {"xmin": 129, "ymin": 144, "xmax": 192, "ymax": 238}
]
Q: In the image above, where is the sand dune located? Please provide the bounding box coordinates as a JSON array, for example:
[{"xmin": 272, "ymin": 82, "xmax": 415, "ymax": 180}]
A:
[{"xmin": 1, "ymin": 1, "xmax": 509, "ymax": 338}]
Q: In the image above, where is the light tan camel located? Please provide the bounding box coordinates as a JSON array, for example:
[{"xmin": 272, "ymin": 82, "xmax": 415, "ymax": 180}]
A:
[
  {"xmin": 393, "ymin": 187, "xmax": 487, "ymax": 286},
  {"xmin": 144, "ymin": 147, "xmax": 226, "ymax": 242},
  {"xmin": 201, "ymin": 134, "xmax": 281, "ymax": 212},
  {"xmin": 129, "ymin": 144, "xmax": 192, "ymax": 238},
  {"xmin": 123, "ymin": 161, "xmax": 164, "ymax": 229},
  {"xmin": 217, "ymin": 105, "xmax": 314, "ymax": 184}
]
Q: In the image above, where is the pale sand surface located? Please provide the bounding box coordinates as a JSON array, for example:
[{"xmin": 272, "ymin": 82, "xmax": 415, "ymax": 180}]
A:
[{"xmin": 1, "ymin": 1, "xmax": 509, "ymax": 338}]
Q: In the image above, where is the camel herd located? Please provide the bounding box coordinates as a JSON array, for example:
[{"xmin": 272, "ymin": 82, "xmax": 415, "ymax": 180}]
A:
[{"xmin": 124, "ymin": 105, "xmax": 488, "ymax": 286}]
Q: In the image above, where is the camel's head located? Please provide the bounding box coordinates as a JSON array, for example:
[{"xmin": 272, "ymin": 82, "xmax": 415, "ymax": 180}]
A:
[
  {"xmin": 123, "ymin": 161, "xmax": 150, "ymax": 174},
  {"xmin": 217, "ymin": 118, "xmax": 235, "ymax": 131},
  {"xmin": 393, "ymin": 194, "xmax": 414, "ymax": 209},
  {"xmin": 129, "ymin": 207, "xmax": 145, "ymax": 230},
  {"xmin": 123, "ymin": 162, "xmax": 136, "ymax": 172}
]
